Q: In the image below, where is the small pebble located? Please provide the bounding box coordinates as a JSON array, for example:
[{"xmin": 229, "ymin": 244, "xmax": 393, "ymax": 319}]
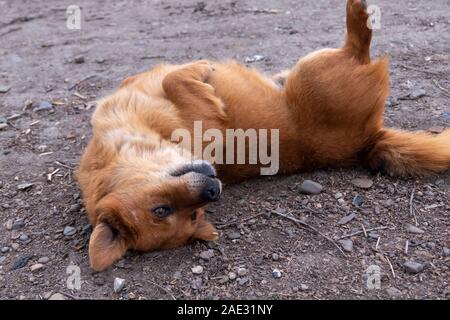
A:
[
  {"xmin": 272, "ymin": 253, "xmax": 280, "ymax": 261},
  {"xmin": 406, "ymin": 224, "xmax": 425, "ymax": 234},
  {"xmin": 408, "ymin": 89, "xmax": 427, "ymax": 100},
  {"xmin": 199, "ymin": 249, "xmax": 214, "ymax": 261},
  {"xmin": 334, "ymin": 192, "xmax": 343, "ymax": 199},
  {"xmin": 192, "ymin": 265, "xmax": 204, "ymax": 274},
  {"xmin": 300, "ymin": 284, "xmax": 309, "ymax": 291},
  {"xmin": 386, "ymin": 287, "xmax": 402, "ymax": 298},
  {"xmin": 352, "ymin": 195, "xmax": 364, "ymax": 207},
  {"xmin": 218, "ymin": 276, "xmax": 229, "ymax": 284},
  {"xmin": 38, "ymin": 257, "xmax": 50, "ymax": 264},
  {"xmin": 113, "ymin": 277, "xmax": 126, "ymax": 293},
  {"xmin": 34, "ymin": 101, "xmax": 52, "ymax": 112},
  {"xmin": 1, "ymin": 247, "xmax": 9, "ymax": 253},
  {"xmin": 30, "ymin": 263, "xmax": 44, "ymax": 272},
  {"xmin": 403, "ymin": 261, "xmax": 425, "ymax": 274},
  {"xmin": 0, "ymin": 85, "xmax": 11, "ymax": 93},
  {"xmin": 238, "ymin": 277, "xmax": 249, "ymax": 286},
  {"xmin": 19, "ymin": 234, "xmax": 29, "ymax": 242},
  {"xmin": 351, "ymin": 178, "xmax": 374, "ymax": 189},
  {"xmin": 0, "ymin": 123, "xmax": 7, "ymax": 130},
  {"xmin": 74, "ymin": 55, "xmax": 85, "ymax": 64},
  {"xmin": 191, "ymin": 277, "xmax": 202, "ymax": 290},
  {"xmin": 228, "ymin": 232, "xmax": 241, "ymax": 240},
  {"xmin": 237, "ymin": 267, "xmax": 247, "ymax": 276},
  {"xmin": 339, "ymin": 239, "xmax": 354, "ymax": 252},
  {"xmin": 5, "ymin": 219, "xmax": 13, "ymax": 230},
  {"xmin": 11, "ymin": 243, "xmax": 19, "ymax": 250},
  {"xmin": 17, "ymin": 183, "xmax": 33, "ymax": 191},
  {"xmin": 299, "ymin": 180, "xmax": 323, "ymax": 195},
  {"xmin": 0, "ymin": 256, "xmax": 6, "ymax": 264},
  {"xmin": 272, "ymin": 269, "xmax": 282, "ymax": 279},
  {"xmin": 443, "ymin": 247, "xmax": 450, "ymax": 257},
  {"xmin": 337, "ymin": 199, "xmax": 346, "ymax": 206},
  {"xmin": 63, "ymin": 226, "xmax": 77, "ymax": 237},
  {"xmin": 228, "ymin": 272, "xmax": 237, "ymax": 280},
  {"xmin": 49, "ymin": 293, "xmax": 66, "ymax": 300},
  {"xmin": 12, "ymin": 219, "xmax": 25, "ymax": 230}
]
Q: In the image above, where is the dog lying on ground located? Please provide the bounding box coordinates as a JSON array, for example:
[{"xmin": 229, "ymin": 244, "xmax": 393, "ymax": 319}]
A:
[{"xmin": 78, "ymin": 0, "xmax": 450, "ymax": 271}]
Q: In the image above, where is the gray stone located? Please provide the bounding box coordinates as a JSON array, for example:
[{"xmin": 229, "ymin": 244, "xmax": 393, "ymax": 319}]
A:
[
  {"xmin": 34, "ymin": 101, "xmax": 53, "ymax": 112},
  {"xmin": 272, "ymin": 253, "xmax": 280, "ymax": 261},
  {"xmin": 30, "ymin": 263, "xmax": 44, "ymax": 272},
  {"xmin": 300, "ymin": 284, "xmax": 309, "ymax": 291},
  {"xmin": 0, "ymin": 256, "xmax": 6, "ymax": 264},
  {"xmin": 191, "ymin": 277, "xmax": 202, "ymax": 290},
  {"xmin": 1, "ymin": 247, "xmax": 9, "ymax": 253},
  {"xmin": 74, "ymin": 55, "xmax": 85, "ymax": 64},
  {"xmin": 228, "ymin": 231, "xmax": 241, "ymax": 240},
  {"xmin": 238, "ymin": 277, "xmax": 249, "ymax": 286},
  {"xmin": 11, "ymin": 243, "xmax": 19, "ymax": 250},
  {"xmin": 406, "ymin": 224, "xmax": 425, "ymax": 234},
  {"xmin": 218, "ymin": 276, "xmax": 229, "ymax": 284},
  {"xmin": 0, "ymin": 123, "xmax": 7, "ymax": 130},
  {"xmin": 408, "ymin": 89, "xmax": 427, "ymax": 100},
  {"xmin": 38, "ymin": 257, "xmax": 50, "ymax": 264},
  {"xmin": 272, "ymin": 269, "xmax": 282, "ymax": 279},
  {"xmin": 17, "ymin": 183, "xmax": 33, "ymax": 191},
  {"xmin": 49, "ymin": 293, "xmax": 66, "ymax": 300},
  {"xmin": 352, "ymin": 195, "xmax": 364, "ymax": 207},
  {"xmin": 69, "ymin": 204, "xmax": 81, "ymax": 213},
  {"xmin": 12, "ymin": 219, "xmax": 25, "ymax": 230},
  {"xmin": 339, "ymin": 239, "xmax": 354, "ymax": 252},
  {"xmin": 237, "ymin": 267, "xmax": 247, "ymax": 276},
  {"xmin": 5, "ymin": 219, "xmax": 13, "ymax": 231},
  {"xmin": 351, "ymin": 178, "xmax": 374, "ymax": 189},
  {"xmin": 403, "ymin": 261, "xmax": 425, "ymax": 274},
  {"xmin": 113, "ymin": 277, "xmax": 126, "ymax": 293},
  {"xmin": 63, "ymin": 226, "xmax": 76, "ymax": 236},
  {"xmin": 228, "ymin": 272, "xmax": 237, "ymax": 280},
  {"xmin": 338, "ymin": 213, "xmax": 356, "ymax": 225},
  {"xmin": 443, "ymin": 247, "xmax": 450, "ymax": 257},
  {"xmin": 299, "ymin": 180, "xmax": 323, "ymax": 195},
  {"xmin": 191, "ymin": 265, "xmax": 204, "ymax": 274},
  {"xmin": 19, "ymin": 234, "xmax": 29, "ymax": 242},
  {"xmin": 199, "ymin": 249, "xmax": 214, "ymax": 261},
  {"xmin": 386, "ymin": 287, "xmax": 402, "ymax": 298},
  {"xmin": 334, "ymin": 192, "xmax": 343, "ymax": 199},
  {"xmin": 0, "ymin": 85, "xmax": 11, "ymax": 93}
]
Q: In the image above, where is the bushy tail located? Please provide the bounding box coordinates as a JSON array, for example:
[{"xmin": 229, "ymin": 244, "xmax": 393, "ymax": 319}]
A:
[{"xmin": 363, "ymin": 128, "xmax": 450, "ymax": 177}]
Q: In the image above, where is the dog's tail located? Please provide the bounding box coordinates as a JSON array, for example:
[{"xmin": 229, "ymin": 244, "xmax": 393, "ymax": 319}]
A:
[{"xmin": 362, "ymin": 128, "xmax": 450, "ymax": 177}]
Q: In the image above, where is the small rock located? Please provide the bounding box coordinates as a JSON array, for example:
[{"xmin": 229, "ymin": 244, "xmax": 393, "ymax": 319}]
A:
[
  {"xmin": 192, "ymin": 265, "xmax": 204, "ymax": 274},
  {"xmin": 443, "ymin": 247, "xmax": 450, "ymax": 257},
  {"xmin": 407, "ymin": 89, "xmax": 427, "ymax": 100},
  {"xmin": 1, "ymin": 247, "xmax": 9, "ymax": 253},
  {"xmin": 300, "ymin": 284, "xmax": 309, "ymax": 291},
  {"xmin": 95, "ymin": 58, "xmax": 106, "ymax": 64},
  {"xmin": 11, "ymin": 255, "xmax": 33, "ymax": 270},
  {"xmin": 199, "ymin": 249, "xmax": 214, "ymax": 261},
  {"xmin": 386, "ymin": 287, "xmax": 402, "ymax": 298},
  {"xmin": 406, "ymin": 224, "xmax": 425, "ymax": 234},
  {"xmin": 228, "ymin": 272, "xmax": 237, "ymax": 280},
  {"xmin": 245, "ymin": 55, "xmax": 265, "ymax": 63},
  {"xmin": 0, "ymin": 256, "xmax": 6, "ymax": 264},
  {"xmin": 352, "ymin": 195, "xmax": 364, "ymax": 207},
  {"xmin": 30, "ymin": 263, "xmax": 44, "ymax": 272},
  {"xmin": 12, "ymin": 219, "xmax": 25, "ymax": 230},
  {"xmin": 34, "ymin": 101, "xmax": 52, "ymax": 112},
  {"xmin": 68, "ymin": 204, "xmax": 81, "ymax": 213},
  {"xmin": 339, "ymin": 239, "xmax": 354, "ymax": 252},
  {"xmin": 228, "ymin": 231, "xmax": 241, "ymax": 240},
  {"xmin": 113, "ymin": 277, "xmax": 126, "ymax": 293},
  {"xmin": 403, "ymin": 261, "xmax": 425, "ymax": 274},
  {"xmin": 337, "ymin": 199, "xmax": 346, "ymax": 206},
  {"xmin": 428, "ymin": 126, "xmax": 445, "ymax": 134},
  {"xmin": 17, "ymin": 183, "xmax": 33, "ymax": 191},
  {"xmin": 272, "ymin": 253, "xmax": 280, "ymax": 261},
  {"xmin": 338, "ymin": 213, "xmax": 356, "ymax": 225},
  {"xmin": 5, "ymin": 219, "xmax": 13, "ymax": 230},
  {"xmin": 49, "ymin": 293, "xmax": 66, "ymax": 300},
  {"xmin": 0, "ymin": 85, "xmax": 11, "ymax": 93},
  {"xmin": 334, "ymin": 192, "xmax": 343, "ymax": 199},
  {"xmin": 299, "ymin": 180, "xmax": 323, "ymax": 195},
  {"xmin": 191, "ymin": 277, "xmax": 203, "ymax": 290},
  {"xmin": 351, "ymin": 178, "xmax": 374, "ymax": 189},
  {"xmin": 0, "ymin": 123, "xmax": 7, "ymax": 130},
  {"xmin": 38, "ymin": 257, "xmax": 50, "ymax": 264},
  {"xmin": 19, "ymin": 234, "xmax": 29, "ymax": 242},
  {"xmin": 11, "ymin": 243, "xmax": 19, "ymax": 250},
  {"xmin": 237, "ymin": 267, "xmax": 247, "ymax": 276},
  {"xmin": 272, "ymin": 269, "xmax": 282, "ymax": 279},
  {"xmin": 238, "ymin": 277, "xmax": 249, "ymax": 286},
  {"xmin": 63, "ymin": 226, "xmax": 77, "ymax": 237},
  {"xmin": 74, "ymin": 55, "xmax": 85, "ymax": 64}
]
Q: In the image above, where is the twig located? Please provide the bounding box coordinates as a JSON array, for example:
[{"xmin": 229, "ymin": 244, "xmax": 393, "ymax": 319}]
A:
[
  {"xmin": 55, "ymin": 160, "xmax": 75, "ymax": 170},
  {"xmin": 271, "ymin": 210, "xmax": 347, "ymax": 258},
  {"xmin": 68, "ymin": 75, "xmax": 97, "ymax": 90},
  {"xmin": 361, "ymin": 224, "xmax": 368, "ymax": 238},
  {"xmin": 385, "ymin": 255, "xmax": 396, "ymax": 279},
  {"xmin": 375, "ymin": 237, "xmax": 381, "ymax": 251},
  {"xmin": 47, "ymin": 168, "xmax": 60, "ymax": 182},
  {"xmin": 404, "ymin": 240, "xmax": 409, "ymax": 255},
  {"xmin": 145, "ymin": 280, "xmax": 176, "ymax": 300},
  {"xmin": 217, "ymin": 212, "xmax": 265, "ymax": 229},
  {"xmin": 410, "ymin": 186, "xmax": 418, "ymax": 226},
  {"xmin": 338, "ymin": 226, "xmax": 389, "ymax": 240},
  {"xmin": 60, "ymin": 291, "xmax": 82, "ymax": 300}
]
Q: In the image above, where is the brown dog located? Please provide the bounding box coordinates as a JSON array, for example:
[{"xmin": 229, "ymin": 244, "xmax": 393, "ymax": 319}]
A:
[{"xmin": 78, "ymin": 0, "xmax": 450, "ymax": 271}]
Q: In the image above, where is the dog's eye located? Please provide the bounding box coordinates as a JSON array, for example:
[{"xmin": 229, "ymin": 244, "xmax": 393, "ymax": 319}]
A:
[
  {"xmin": 191, "ymin": 211, "xmax": 197, "ymax": 222},
  {"xmin": 152, "ymin": 205, "xmax": 173, "ymax": 218}
]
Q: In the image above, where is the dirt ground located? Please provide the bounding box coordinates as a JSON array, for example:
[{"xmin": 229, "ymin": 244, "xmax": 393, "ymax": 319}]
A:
[{"xmin": 0, "ymin": 0, "xmax": 449, "ymax": 300}]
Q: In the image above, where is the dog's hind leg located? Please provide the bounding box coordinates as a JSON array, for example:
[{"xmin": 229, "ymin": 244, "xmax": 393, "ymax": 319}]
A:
[
  {"xmin": 162, "ymin": 61, "xmax": 227, "ymax": 124},
  {"xmin": 344, "ymin": 0, "xmax": 372, "ymax": 64}
]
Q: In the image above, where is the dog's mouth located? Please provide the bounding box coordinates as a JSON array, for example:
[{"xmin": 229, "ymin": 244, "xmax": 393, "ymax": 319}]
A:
[{"xmin": 170, "ymin": 160, "xmax": 217, "ymax": 178}]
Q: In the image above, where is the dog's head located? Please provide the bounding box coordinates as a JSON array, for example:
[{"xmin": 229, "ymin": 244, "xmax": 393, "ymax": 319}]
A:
[{"xmin": 88, "ymin": 158, "xmax": 222, "ymax": 272}]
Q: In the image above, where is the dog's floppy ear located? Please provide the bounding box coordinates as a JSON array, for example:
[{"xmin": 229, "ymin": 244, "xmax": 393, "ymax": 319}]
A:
[
  {"xmin": 193, "ymin": 220, "xmax": 219, "ymax": 242},
  {"xmin": 89, "ymin": 196, "xmax": 137, "ymax": 271}
]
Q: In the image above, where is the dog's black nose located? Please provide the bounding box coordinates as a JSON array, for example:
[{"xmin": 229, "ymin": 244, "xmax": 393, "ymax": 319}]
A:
[{"xmin": 201, "ymin": 179, "xmax": 221, "ymax": 202}]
